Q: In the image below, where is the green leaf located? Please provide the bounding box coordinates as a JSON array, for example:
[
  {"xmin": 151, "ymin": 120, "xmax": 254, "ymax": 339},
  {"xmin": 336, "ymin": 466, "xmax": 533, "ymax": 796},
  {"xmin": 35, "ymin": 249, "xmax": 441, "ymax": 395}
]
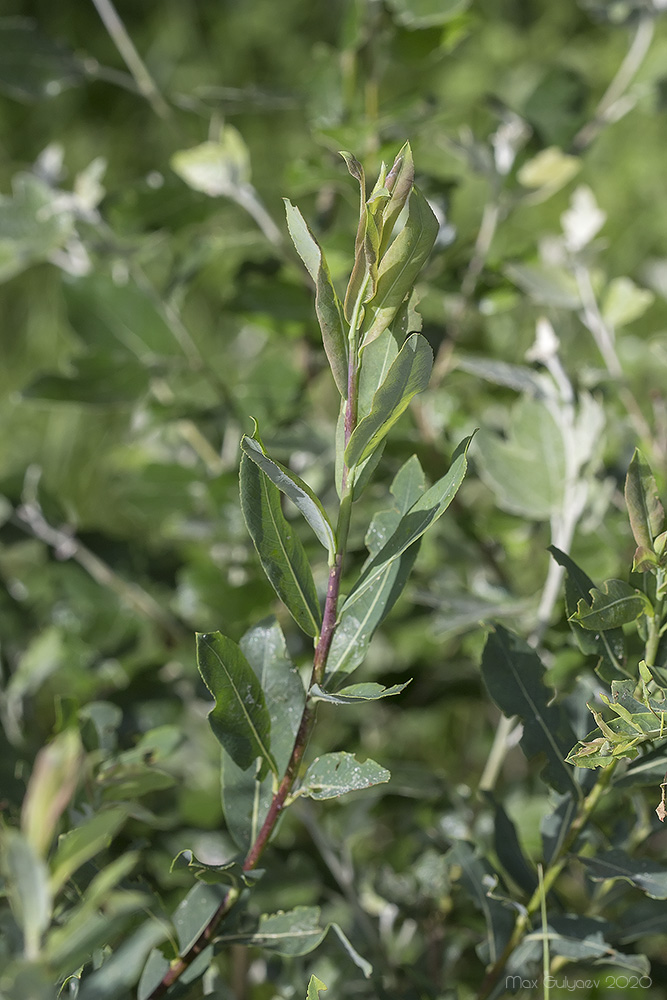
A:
[
  {"xmin": 0, "ymin": 830, "xmax": 52, "ymax": 960},
  {"xmin": 326, "ymin": 455, "xmax": 426, "ymax": 682},
  {"xmin": 171, "ymin": 850, "xmax": 261, "ymax": 888},
  {"xmin": 299, "ymin": 752, "xmax": 390, "ymax": 799},
  {"xmin": 306, "ymin": 975, "xmax": 327, "ymax": 1000},
  {"xmin": 444, "ymin": 841, "xmax": 513, "ymax": 966},
  {"xmin": 241, "ymin": 430, "xmax": 336, "ymax": 561},
  {"xmin": 548, "ymin": 546, "xmax": 627, "ymax": 681},
  {"xmin": 310, "ymin": 681, "xmax": 410, "ymax": 704},
  {"xmin": 482, "ymin": 793, "xmax": 537, "ymax": 896},
  {"xmin": 172, "ymin": 883, "xmax": 227, "ymax": 991},
  {"xmin": 0, "ymin": 20, "xmax": 84, "ymax": 101},
  {"xmin": 222, "ymin": 905, "xmax": 327, "ymax": 956},
  {"xmin": 379, "ymin": 142, "xmax": 415, "ymax": 255},
  {"xmin": 571, "ymin": 578, "xmax": 648, "ymax": 630},
  {"xmin": 77, "ymin": 922, "xmax": 167, "ymax": 1000},
  {"xmin": 20, "ymin": 727, "xmax": 84, "ymax": 857},
  {"xmin": 504, "ymin": 262, "xmax": 580, "ymax": 308},
  {"xmin": 171, "ymin": 125, "xmax": 251, "ymax": 196},
  {"xmin": 602, "ymin": 276, "xmax": 654, "ymax": 328},
  {"xmin": 507, "ymin": 915, "xmax": 650, "ymax": 975},
  {"xmin": 481, "ymin": 626, "xmax": 578, "ymax": 795},
  {"xmin": 345, "ymin": 333, "xmax": 433, "ymax": 468},
  {"xmin": 50, "ymin": 806, "xmax": 129, "ymax": 894},
  {"xmin": 580, "ymin": 850, "xmax": 667, "ymax": 900},
  {"xmin": 240, "ymin": 452, "xmax": 322, "ymax": 637},
  {"xmin": 625, "ymin": 448, "xmax": 664, "ymax": 554},
  {"xmin": 138, "ymin": 950, "xmax": 171, "ymax": 1000},
  {"xmin": 358, "ymin": 326, "xmax": 402, "ymax": 419},
  {"xmin": 475, "ymin": 398, "xmax": 566, "ymax": 520},
  {"xmin": 284, "ymin": 199, "xmax": 348, "ymax": 396},
  {"xmin": 221, "ymin": 619, "xmax": 305, "ymax": 851},
  {"xmin": 196, "ymin": 631, "xmax": 277, "ymax": 778},
  {"xmin": 386, "ymin": 0, "xmax": 471, "ymax": 29},
  {"xmin": 343, "ymin": 436, "xmax": 472, "ymax": 615},
  {"xmin": 360, "ymin": 186, "xmax": 439, "ymax": 347},
  {"xmin": 22, "ymin": 352, "xmax": 151, "ymax": 406}
]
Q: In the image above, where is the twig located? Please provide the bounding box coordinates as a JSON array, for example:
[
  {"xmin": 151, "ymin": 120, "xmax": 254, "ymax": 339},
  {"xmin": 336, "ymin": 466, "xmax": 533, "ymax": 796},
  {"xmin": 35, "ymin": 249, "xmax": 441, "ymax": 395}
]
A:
[{"xmin": 90, "ymin": 0, "xmax": 170, "ymax": 119}]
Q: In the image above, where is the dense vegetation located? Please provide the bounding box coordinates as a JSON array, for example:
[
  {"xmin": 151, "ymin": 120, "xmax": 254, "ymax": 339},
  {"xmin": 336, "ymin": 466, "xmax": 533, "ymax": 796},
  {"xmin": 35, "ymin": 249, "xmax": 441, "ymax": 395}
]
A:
[{"xmin": 2, "ymin": 2, "xmax": 667, "ymax": 998}]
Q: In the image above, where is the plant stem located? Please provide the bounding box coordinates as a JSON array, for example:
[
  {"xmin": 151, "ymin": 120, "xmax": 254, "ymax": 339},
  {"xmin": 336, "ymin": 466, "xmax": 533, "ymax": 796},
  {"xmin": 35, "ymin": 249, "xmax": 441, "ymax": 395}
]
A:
[
  {"xmin": 146, "ymin": 243, "xmax": 365, "ymax": 1000},
  {"xmin": 477, "ymin": 760, "xmax": 617, "ymax": 1000}
]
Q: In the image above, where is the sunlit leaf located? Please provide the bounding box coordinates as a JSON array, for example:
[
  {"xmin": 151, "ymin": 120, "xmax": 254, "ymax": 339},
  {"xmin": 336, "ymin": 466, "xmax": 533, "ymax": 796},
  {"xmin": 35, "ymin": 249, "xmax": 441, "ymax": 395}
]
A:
[{"xmin": 299, "ymin": 752, "xmax": 390, "ymax": 799}]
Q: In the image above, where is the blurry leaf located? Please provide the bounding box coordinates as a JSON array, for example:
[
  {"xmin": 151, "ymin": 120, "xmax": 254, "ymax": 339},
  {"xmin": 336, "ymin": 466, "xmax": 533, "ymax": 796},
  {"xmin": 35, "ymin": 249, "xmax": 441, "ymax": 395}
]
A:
[
  {"xmin": 306, "ymin": 975, "xmax": 327, "ymax": 999},
  {"xmin": 138, "ymin": 950, "xmax": 170, "ymax": 1000},
  {"xmin": 240, "ymin": 452, "xmax": 322, "ymax": 638},
  {"xmin": 505, "ymin": 263, "xmax": 580, "ymax": 309},
  {"xmin": 241, "ymin": 430, "xmax": 336, "ymax": 560},
  {"xmin": 50, "ymin": 806, "xmax": 129, "ymax": 894},
  {"xmin": 476, "ymin": 398, "xmax": 566, "ymax": 519},
  {"xmin": 77, "ymin": 921, "xmax": 168, "ymax": 1000},
  {"xmin": 222, "ymin": 618, "xmax": 305, "ymax": 851},
  {"xmin": 310, "ymin": 681, "xmax": 410, "ymax": 704},
  {"xmin": 284, "ymin": 199, "xmax": 348, "ymax": 396},
  {"xmin": 456, "ymin": 355, "xmax": 547, "ymax": 397},
  {"xmin": 171, "ymin": 125, "xmax": 251, "ymax": 196},
  {"xmin": 345, "ymin": 333, "xmax": 433, "ymax": 468},
  {"xmin": 624, "ymin": 449, "xmax": 664, "ymax": 553},
  {"xmin": 602, "ymin": 276, "xmax": 654, "ymax": 328},
  {"xmin": 2, "ymin": 625, "xmax": 66, "ymax": 740},
  {"xmin": 548, "ymin": 546, "xmax": 627, "ymax": 681},
  {"xmin": 522, "ymin": 67, "xmax": 588, "ymax": 147},
  {"xmin": 508, "ymin": 915, "xmax": 650, "ymax": 975},
  {"xmin": 21, "ymin": 728, "xmax": 84, "ymax": 857},
  {"xmin": 299, "ymin": 752, "xmax": 390, "ymax": 799},
  {"xmin": 99, "ymin": 763, "xmax": 176, "ymax": 802},
  {"xmin": 580, "ymin": 850, "xmax": 667, "ymax": 899},
  {"xmin": 22, "ymin": 352, "xmax": 151, "ymax": 406},
  {"xmin": 361, "ymin": 187, "xmax": 438, "ymax": 346},
  {"xmin": 445, "ymin": 841, "xmax": 513, "ymax": 965},
  {"xmin": 481, "ymin": 627, "xmax": 578, "ymax": 795},
  {"xmin": 0, "ymin": 172, "xmax": 75, "ymax": 282},
  {"xmin": 517, "ymin": 146, "xmax": 581, "ymax": 194},
  {"xmin": 196, "ymin": 631, "xmax": 277, "ymax": 778},
  {"xmin": 571, "ymin": 579, "xmax": 647, "ymax": 630},
  {"xmin": 0, "ymin": 19, "xmax": 83, "ymax": 102},
  {"xmin": 386, "ymin": 0, "xmax": 471, "ymax": 29},
  {"xmin": 0, "ymin": 831, "xmax": 52, "ymax": 960},
  {"xmin": 482, "ymin": 793, "xmax": 537, "ymax": 896},
  {"xmin": 541, "ymin": 793, "xmax": 578, "ymax": 865}
]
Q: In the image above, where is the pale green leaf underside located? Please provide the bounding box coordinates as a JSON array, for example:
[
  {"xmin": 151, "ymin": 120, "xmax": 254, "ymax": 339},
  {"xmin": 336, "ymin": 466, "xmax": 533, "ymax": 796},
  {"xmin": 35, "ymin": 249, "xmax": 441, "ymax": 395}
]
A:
[
  {"xmin": 241, "ymin": 433, "xmax": 336, "ymax": 560},
  {"xmin": 300, "ymin": 752, "xmax": 390, "ymax": 799}
]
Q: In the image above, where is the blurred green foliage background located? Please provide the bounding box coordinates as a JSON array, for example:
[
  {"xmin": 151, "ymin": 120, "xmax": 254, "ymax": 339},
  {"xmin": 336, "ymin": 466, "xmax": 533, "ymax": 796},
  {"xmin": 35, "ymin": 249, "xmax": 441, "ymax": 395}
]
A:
[{"xmin": 2, "ymin": 1, "xmax": 667, "ymax": 997}]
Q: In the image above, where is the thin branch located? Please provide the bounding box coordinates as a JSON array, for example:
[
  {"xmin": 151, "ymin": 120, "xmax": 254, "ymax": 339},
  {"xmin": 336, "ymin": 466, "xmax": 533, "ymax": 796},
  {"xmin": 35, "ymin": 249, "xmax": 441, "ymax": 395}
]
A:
[{"xmin": 90, "ymin": 0, "xmax": 170, "ymax": 119}]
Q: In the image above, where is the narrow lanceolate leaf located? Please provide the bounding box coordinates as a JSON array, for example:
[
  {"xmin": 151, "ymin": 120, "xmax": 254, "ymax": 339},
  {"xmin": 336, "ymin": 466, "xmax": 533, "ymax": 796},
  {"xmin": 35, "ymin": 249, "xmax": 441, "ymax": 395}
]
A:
[
  {"xmin": 481, "ymin": 626, "xmax": 578, "ymax": 795},
  {"xmin": 326, "ymin": 455, "xmax": 426, "ymax": 683},
  {"xmin": 625, "ymin": 448, "xmax": 664, "ymax": 552},
  {"xmin": 379, "ymin": 141, "xmax": 415, "ymax": 256},
  {"xmin": 570, "ymin": 579, "xmax": 648, "ymax": 631},
  {"xmin": 240, "ymin": 452, "xmax": 321, "ymax": 637},
  {"xmin": 309, "ymin": 681, "xmax": 410, "ymax": 704},
  {"xmin": 241, "ymin": 431, "xmax": 336, "ymax": 561},
  {"xmin": 196, "ymin": 631, "xmax": 277, "ymax": 778},
  {"xmin": 299, "ymin": 752, "xmax": 390, "ymax": 799},
  {"xmin": 284, "ymin": 199, "xmax": 348, "ymax": 396},
  {"xmin": 581, "ymin": 850, "xmax": 667, "ymax": 899},
  {"xmin": 343, "ymin": 436, "xmax": 472, "ymax": 613},
  {"xmin": 360, "ymin": 186, "xmax": 439, "ymax": 347},
  {"xmin": 221, "ymin": 619, "xmax": 305, "ymax": 850},
  {"xmin": 345, "ymin": 333, "xmax": 433, "ymax": 468}
]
